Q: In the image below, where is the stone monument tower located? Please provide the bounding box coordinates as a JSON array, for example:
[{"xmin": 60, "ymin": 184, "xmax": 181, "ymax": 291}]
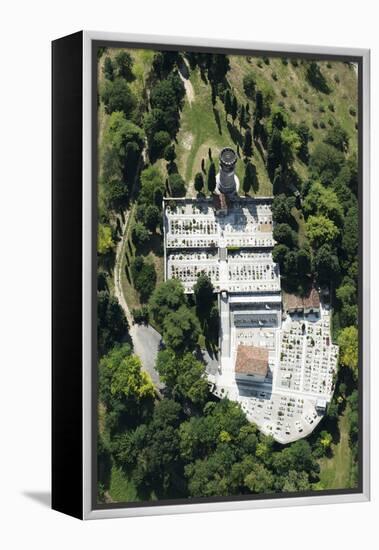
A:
[{"xmin": 216, "ymin": 147, "xmax": 240, "ymax": 196}]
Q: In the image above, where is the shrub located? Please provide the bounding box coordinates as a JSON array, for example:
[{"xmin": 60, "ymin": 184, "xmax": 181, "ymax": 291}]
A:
[
  {"xmin": 131, "ymin": 256, "xmax": 157, "ymax": 302},
  {"xmin": 290, "ymin": 104, "xmax": 296, "ymax": 112},
  {"xmin": 132, "ymin": 306, "xmax": 149, "ymax": 324},
  {"xmin": 319, "ymin": 121, "xmax": 326, "ymax": 129},
  {"xmin": 334, "ymin": 74, "xmax": 340, "ymax": 83},
  {"xmin": 349, "ymin": 106, "xmax": 357, "ymax": 117},
  {"xmin": 263, "ymin": 56, "xmax": 270, "ymax": 65},
  {"xmin": 281, "ymin": 57, "xmax": 288, "ymax": 65},
  {"xmin": 169, "ymin": 173, "xmax": 186, "ymax": 197},
  {"xmin": 306, "ymin": 61, "xmax": 330, "ymax": 94},
  {"xmin": 243, "ymin": 73, "xmax": 256, "ymax": 99},
  {"xmin": 281, "ymin": 89, "xmax": 287, "ymax": 98},
  {"xmin": 271, "ymin": 72, "xmax": 278, "ymax": 81},
  {"xmin": 328, "ymin": 102, "xmax": 335, "ymax": 112},
  {"xmin": 132, "ymin": 222, "xmax": 150, "ymax": 246}
]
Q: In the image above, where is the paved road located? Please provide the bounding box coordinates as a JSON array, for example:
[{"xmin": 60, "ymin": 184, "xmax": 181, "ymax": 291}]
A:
[
  {"xmin": 113, "ymin": 208, "xmax": 163, "ymax": 389},
  {"xmin": 130, "ymin": 323, "xmax": 163, "ymax": 388}
]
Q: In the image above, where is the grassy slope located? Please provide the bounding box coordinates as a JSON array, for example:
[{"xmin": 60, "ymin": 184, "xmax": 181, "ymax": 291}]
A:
[
  {"xmin": 316, "ymin": 405, "xmax": 354, "ymax": 490},
  {"xmin": 176, "ymin": 55, "xmax": 357, "ymax": 199},
  {"xmin": 229, "ymin": 56, "xmax": 358, "ymax": 154}
]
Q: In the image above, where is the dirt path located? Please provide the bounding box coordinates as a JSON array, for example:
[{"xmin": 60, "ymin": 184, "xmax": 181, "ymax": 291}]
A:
[
  {"xmin": 113, "ymin": 207, "xmax": 163, "ymax": 389},
  {"xmin": 178, "ymin": 59, "xmax": 195, "ymax": 105},
  {"xmin": 114, "ymin": 209, "xmax": 133, "ymax": 326}
]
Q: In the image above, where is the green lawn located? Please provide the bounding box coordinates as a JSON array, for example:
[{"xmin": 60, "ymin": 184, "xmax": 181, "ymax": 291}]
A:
[
  {"xmin": 316, "ymin": 405, "xmax": 355, "ymax": 490},
  {"xmin": 176, "ymin": 67, "xmax": 272, "ymax": 197}
]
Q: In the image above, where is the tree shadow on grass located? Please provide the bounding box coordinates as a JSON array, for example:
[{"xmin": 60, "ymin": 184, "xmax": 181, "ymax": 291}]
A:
[
  {"xmin": 254, "ymin": 138, "xmax": 267, "ymax": 164},
  {"xmin": 227, "ymin": 121, "xmax": 243, "ymax": 147},
  {"xmin": 125, "ymin": 265, "xmax": 132, "ymax": 284},
  {"xmin": 213, "ymin": 108, "xmax": 222, "ymax": 135},
  {"xmin": 135, "ymin": 233, "xmax": 164, "ymax": 258}
]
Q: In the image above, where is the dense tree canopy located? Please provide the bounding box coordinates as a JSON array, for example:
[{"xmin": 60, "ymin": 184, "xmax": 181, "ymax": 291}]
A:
[
  {"xmin": 97, "ymin": 291, "xmax": 128, "ymax": 356},
  {"xmin": 313, "ymin": 244, "xmax": 340, "ymax": 286},
  {"xmin": 149, "ymin": 279, "xmax": 186, "ymax": 326},
  {"xmin": 98, "ymin": 224, "xmax": 114, "ymax": 255},
  {"xmin": 114, "ymin": 51, "xmax": 135, "ymax": 82},
  {"xmin": 273, "ymin": 223, "xmax": 298, "ymax": 248},
  {"xmin": 305, "ymin": 215, "xmax": 339, "ymax": 249},
  {"xmin": 156, "ymin": 350, "xmax": 208, "ymax": 405},
  {"xmin": 163, "ymin": 305, "xmax": 201, "ymax": 354},
  {"xmin": 100, "ymin": 345, "xmax": 155, "ymax": 401},
  {"xmin": 169, "ymin": 173, "xmax": 186, "ymax": 197},
  {"xmin": 131, "ymin": 256, "xmax": 157, "ymax": 302},
  {"xmin": 309, "ymin": 143, "xmax": 345, "ymax": 185},
  {"xmin": 139, "ymin": 166, "xmax": 165, "ymax": 206},
  {"xmin": 338, "ymin": 326, "xmax": 358, "ymax": 380},
  {"xmin": 101, "ymin": 78, "xmax": 136, "ymax": 116},
  {"xmin": 303, "ymin": 182, "xmax": 343, "ymax": 226},
  {"xmin": 193, "ymin": 273, "xmax": 214, "ymax": 319}
]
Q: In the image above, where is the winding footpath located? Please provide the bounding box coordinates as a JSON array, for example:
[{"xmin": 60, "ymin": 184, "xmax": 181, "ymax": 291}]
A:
[{"xmin": 113, "ymin": 208, "xmax": 163, "ymax": 389}]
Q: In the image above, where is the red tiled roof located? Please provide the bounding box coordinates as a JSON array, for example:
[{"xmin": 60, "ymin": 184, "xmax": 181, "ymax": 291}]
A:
[
  {"xmin": 235, "ymin": 345, "xmax": 269, "ymax": 376},
  {"xmin": 285, "ymin": 288, "xmax": 320, "ymax": 311}
]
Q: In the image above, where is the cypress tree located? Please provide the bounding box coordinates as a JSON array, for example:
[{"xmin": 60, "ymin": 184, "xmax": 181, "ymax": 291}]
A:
[
  {"xmin": 194, "ymin": 172, "xmax": 204, "ymax": 193},
  {"xmin": 243, "ymin": 162, "xmax": 253, "ymax": 194},
  {"xmin": 273, "ymin": 166, "xmax": 282, "ymax": 195},
  {"xmin": 251, "ymin": 163, "xmax": 259, "ymax": 193},
  {"xmin": 231, "ymin": 95, "xmax": 238, "ymax": 122},
  {"xmin": 243, "ymin": 129, "xmax": 253, "ymax": 157},
  {"xmin": 255, "ymin": 90, "xmax": 264, "ymax": 121},
  {"xmin": 239, "ymin": 104, "xmax": 246, "ymax": 129},
  {"xmin": 267, "ymin": 128, "xmax": 283, "ymax": 180},
  {"xmin": 207, "ymin": 162, "xmax": 217, "ymax": 193},
  {"xmin": 103, "ymin": 56, "xmax": 114, "ymax": 81},
  {"xmin": 211, "ymin": 84, "xmax": 217, "ymax": 106}
]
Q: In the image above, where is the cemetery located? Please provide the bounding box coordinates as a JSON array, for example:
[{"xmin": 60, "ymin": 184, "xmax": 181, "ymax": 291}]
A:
[{"xmin": 162, "ymin": 149, "xmax": 338, "ymax": 443}]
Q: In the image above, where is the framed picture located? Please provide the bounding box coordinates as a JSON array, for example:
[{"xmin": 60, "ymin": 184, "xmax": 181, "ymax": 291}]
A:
[{"xmin": 52, "ymin": 31, "xmax": 370, "ymax": 520}]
